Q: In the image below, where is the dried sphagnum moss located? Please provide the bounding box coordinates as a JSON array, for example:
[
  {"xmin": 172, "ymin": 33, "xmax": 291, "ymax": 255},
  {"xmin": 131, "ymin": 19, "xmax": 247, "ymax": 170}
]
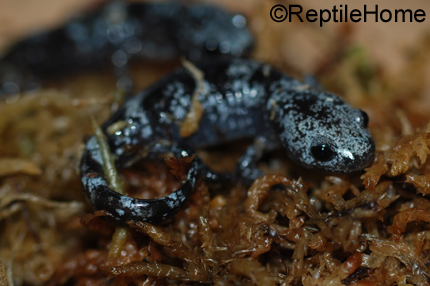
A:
[{"xmin": 2, "ymin": 3, "xmax": 430, "ymax": 286}]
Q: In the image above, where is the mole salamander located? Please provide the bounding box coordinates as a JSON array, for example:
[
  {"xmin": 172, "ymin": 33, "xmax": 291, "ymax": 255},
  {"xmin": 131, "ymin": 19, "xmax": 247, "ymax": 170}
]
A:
[
  {"xmin": 80, "ymin": 58, "xmax": 375, "ymax": 225},
  {"xmin": 0, "ymin": 2, "xmax": 253, "ymax": 94}
]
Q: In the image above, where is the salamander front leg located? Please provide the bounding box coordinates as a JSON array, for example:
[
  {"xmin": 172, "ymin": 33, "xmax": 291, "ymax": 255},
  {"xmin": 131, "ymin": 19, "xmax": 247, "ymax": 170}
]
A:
[
  {"xmin": 80, "ymin": 136, "xmax": 200, "ymax": 225},
  {"xmin": 235, "ymin": 136, "xmax": 281, "ymax": 184},
  {"xmin": 236, "ymin": 144, "xmax": 264, "ymax": 185}
]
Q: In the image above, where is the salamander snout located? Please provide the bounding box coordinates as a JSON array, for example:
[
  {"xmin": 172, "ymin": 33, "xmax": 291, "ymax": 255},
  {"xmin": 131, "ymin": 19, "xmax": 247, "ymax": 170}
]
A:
[{"xmin": 309, "ymin": 136, "xmax": 375, "ymax": 173}]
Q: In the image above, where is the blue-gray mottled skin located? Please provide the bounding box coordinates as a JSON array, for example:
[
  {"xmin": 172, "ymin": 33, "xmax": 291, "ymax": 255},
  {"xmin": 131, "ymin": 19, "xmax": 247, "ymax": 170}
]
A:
[
  {"xmin": 0, "ymin": 2, "xmax": 253, "ymax": 94},
  {"xmin": 80, "ymin": 59, "xmax": 375, "ymax": 225}
]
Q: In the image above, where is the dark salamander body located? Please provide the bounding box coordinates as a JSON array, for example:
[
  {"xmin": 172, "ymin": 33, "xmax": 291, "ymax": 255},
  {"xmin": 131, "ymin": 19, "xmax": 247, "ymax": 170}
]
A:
[
  {"xmin": 80, "ymin": 59, "xmax": 375, "ymax": 224},
  {"xmin": 0, "ymin": 2, "xmax": 253, "ymax": 93}
]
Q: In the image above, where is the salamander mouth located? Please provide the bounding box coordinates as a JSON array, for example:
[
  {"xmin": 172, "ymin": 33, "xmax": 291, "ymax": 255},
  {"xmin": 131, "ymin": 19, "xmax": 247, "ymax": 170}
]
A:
[{"xmin": 329, "ymin": 138, "xmax": 376, "ymax": 174}]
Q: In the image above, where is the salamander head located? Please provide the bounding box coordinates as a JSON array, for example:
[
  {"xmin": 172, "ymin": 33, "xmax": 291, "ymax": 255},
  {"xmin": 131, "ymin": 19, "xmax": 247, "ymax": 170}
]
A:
[{"xmin": 272, "ymin": 89, "xmax": 375, "ymax": 173}]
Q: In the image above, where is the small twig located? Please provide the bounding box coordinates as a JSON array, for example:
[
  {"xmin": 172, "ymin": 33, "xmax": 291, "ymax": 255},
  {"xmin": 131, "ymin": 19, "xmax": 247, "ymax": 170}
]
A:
[
  {"xmin": 91, "ymin": 116, "xmax": 124, "ymax": 194},
  {"xmin": 91, "ymin": 117, "xmax": 129, "ymax": 260},
  {"xmin": 179, "ymin": 58, "xmax": 205, "ymax": 137}
]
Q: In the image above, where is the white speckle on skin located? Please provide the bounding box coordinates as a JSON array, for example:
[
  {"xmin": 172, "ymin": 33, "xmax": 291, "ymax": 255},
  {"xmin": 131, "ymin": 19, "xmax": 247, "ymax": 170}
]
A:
[
  {"xmin": 141, "ymin": 125, "xmax": 153, "ymax": 137},
  {"xmin": 340, "ymin": 149, "xmax": 355, "ymax": 160}
]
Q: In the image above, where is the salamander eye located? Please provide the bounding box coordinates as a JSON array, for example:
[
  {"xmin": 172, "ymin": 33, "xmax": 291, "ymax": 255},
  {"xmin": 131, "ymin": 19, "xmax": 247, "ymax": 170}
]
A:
[
  {"xmin": 360, "ymin": 110, "xmax": 369, "ymax": 128},
  {"xmin": 311, "ymin": 144, "xmax": 335, "ymax": 162}
]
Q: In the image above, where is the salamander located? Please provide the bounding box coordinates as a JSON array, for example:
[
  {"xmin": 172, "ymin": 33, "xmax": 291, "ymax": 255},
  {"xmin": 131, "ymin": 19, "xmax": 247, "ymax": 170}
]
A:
[
  {"xmin": 80, "ymin": 58, "xmax": 375, "ymax": 224},
  {"xmin": 0, "ymin": 2, "xmax": 253, "ymax": 94}
]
